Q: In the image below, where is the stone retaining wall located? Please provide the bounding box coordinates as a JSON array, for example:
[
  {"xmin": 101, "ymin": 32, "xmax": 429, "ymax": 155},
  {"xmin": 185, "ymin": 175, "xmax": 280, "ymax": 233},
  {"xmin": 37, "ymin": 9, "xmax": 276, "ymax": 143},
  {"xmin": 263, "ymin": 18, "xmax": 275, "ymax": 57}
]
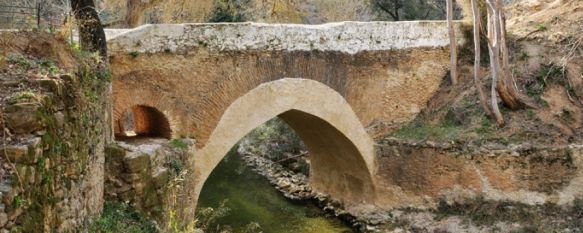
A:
[
  {"xmin": 374, "ymin": 138, "xmax": 583, "ymax": 209},
  {"xmin": 0, "ymin": 73, "xmax": 109, "ymax": 232}
]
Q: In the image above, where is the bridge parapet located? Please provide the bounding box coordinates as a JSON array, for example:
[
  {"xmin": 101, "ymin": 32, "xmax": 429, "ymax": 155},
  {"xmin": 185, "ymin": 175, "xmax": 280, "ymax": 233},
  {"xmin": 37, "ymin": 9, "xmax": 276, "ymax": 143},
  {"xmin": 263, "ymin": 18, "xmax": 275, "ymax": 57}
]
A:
[{"xmin": 107, "ymin": 21, "xmax": 465, "ymax": 54}]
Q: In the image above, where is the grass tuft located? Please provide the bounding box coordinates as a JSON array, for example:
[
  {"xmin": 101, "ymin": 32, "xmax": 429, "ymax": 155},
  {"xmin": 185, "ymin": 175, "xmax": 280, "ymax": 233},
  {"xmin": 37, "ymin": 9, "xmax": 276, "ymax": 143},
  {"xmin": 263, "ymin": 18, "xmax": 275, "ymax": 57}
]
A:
[
  {"xmin": 170, "ymin": 139, "xmax": 189, "ymax": 150},
  {"xmin": 389, "ymin": 120, "xmax": 460, "ymax": 141}
]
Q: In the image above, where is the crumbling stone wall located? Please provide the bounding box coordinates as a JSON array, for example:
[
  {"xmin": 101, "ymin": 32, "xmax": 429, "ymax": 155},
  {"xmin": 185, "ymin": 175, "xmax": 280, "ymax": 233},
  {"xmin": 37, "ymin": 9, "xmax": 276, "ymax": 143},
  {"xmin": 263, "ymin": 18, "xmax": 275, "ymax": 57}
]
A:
[
  {"xmin": 103, "ymin": 138, "xmax": 195, "ymax": 228},
  {"xmin": 0, "ymin": 33, "xmax": 110, "ymax": 232}
]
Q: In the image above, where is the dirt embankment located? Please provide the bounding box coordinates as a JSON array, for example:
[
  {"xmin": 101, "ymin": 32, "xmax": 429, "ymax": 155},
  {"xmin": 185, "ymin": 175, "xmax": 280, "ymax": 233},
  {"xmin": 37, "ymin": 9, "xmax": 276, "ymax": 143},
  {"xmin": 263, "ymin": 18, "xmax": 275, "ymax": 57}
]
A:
[{"xmin": 388, "ymin": 0, "xmax": 583, "ymax": 147}]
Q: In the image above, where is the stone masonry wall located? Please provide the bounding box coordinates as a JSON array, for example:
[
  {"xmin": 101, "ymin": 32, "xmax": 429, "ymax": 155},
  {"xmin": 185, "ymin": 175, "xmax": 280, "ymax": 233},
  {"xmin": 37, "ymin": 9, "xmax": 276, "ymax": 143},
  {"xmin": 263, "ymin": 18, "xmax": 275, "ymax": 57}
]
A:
[
  {"xmin": 104, "ymin": 138, "xmax": 196, "ymax": 229},
  {"xmin": 0, "ymin": 32, "xmax": 110, "ymax": 232}
]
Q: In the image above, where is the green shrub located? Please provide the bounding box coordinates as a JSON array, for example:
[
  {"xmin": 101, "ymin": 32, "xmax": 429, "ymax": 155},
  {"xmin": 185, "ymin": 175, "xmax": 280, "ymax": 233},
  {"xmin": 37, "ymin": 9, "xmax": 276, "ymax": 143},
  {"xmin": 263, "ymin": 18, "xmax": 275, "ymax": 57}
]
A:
[
  {"xmin": 7, "ymin": 54, "xmax": 34, "ymax": 69},
  {"xmin": 195, "ymin": 200, "xmax": 232, "ymax": 232},
  {"xmin": 208, "ymin": 0, "xmax": 245, "ymax": 23},
  {"xmin": 168, "ymin": 159, "xmax": 184, "ymax": 175},
  {"xmin": 88, "ymin": 201, "xmax": 157, "ymax": 233},
  {"xmin": 129, "ymin": 51, "xmax": 140, "ymax": 58},
  {"xmin": 39, "ymin": 59, "xmax": 59, "ymax": 75}
]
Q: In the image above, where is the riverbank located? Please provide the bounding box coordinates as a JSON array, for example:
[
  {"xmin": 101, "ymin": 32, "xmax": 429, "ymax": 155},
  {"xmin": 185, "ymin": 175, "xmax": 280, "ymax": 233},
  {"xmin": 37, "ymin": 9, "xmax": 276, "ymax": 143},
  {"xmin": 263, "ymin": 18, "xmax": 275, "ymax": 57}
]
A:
[
  {"xmin": 238, "ymin": 139, "xmax": 583, "ymax": 232},
  {"xmin": 238, "ymin": 143, "xmax": 384, "ymax": 232},
  {"xmin": 197, "ymin": 149, "xmax": 352, "ymax": 233}
]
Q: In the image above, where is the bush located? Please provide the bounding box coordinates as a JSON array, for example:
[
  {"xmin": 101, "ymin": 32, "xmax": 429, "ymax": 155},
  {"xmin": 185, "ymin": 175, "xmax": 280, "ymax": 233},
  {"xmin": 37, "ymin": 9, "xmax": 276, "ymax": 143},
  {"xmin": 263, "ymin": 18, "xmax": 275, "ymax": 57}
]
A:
[
  {"xmin": 244, "ymin": 118, "xmax": 305, "ymax": 161},
  {"xmin": 88, "ymin": 201, "xmax": 157, "ymax": 233},
  {"xmin": 207, "ymin": 0, "xmax": 245, "ymax": 23}
]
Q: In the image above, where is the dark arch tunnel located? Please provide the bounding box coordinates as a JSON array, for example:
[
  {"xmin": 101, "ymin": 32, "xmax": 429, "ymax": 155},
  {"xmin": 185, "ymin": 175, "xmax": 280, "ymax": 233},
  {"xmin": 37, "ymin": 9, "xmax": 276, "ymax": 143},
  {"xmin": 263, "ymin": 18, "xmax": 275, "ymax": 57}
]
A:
[{"xmin": 115, "ymin": 105, "xmax": 172, "ymax": 139}]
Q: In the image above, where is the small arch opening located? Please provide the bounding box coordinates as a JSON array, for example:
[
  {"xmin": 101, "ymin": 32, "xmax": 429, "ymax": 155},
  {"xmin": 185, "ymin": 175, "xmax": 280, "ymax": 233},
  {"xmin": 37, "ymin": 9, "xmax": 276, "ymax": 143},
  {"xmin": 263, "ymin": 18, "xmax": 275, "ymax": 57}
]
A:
[{"xmin": 115, "ymin": 105, "xmax": 172, "ymax": 140}]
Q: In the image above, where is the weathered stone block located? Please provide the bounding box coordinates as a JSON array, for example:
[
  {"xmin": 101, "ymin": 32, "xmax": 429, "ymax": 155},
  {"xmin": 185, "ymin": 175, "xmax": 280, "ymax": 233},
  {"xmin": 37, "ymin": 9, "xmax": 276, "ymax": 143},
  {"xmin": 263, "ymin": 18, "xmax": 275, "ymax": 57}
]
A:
[
  {"xmin": 123, "ymin": 153, "xmax": 151, "ymax": 173},
  {"xmin": 54, "ymin": 111, "xmax": 65, "ymax": 128},
  {"xmin": 105, "ymin": 145, "xmax": 127, "ymax": 159},
  {"xmin": 0, "ymin": 138, "xmax": 40, "ymax": 165},
  {"xmin": 32, "ymin": 79, "xmax": 62, "ymax": 97},
  {"xmin": 3, "ymin": 103, "xmax": 43, "ymax": 134},
  {"xmin": 0, "ymin": 145, "xmax": 27, "ymax": 163},
  {"xmin": 152, "ymin": 168, "xmax": 170, "ymax": 188}
]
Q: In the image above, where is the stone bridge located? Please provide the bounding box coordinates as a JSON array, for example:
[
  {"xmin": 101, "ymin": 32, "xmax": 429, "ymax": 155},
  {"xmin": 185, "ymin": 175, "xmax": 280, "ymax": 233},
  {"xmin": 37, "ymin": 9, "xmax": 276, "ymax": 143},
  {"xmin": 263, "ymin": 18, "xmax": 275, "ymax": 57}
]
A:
[{"xmin": 106, "ymin": 21, "xmax": 460, "ymax": 215}]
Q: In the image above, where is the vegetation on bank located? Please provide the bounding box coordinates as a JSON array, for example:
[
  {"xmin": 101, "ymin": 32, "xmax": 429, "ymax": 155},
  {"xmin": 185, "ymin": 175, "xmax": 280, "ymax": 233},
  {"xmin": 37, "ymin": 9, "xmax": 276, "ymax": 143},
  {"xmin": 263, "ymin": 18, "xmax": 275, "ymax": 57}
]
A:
[
  {"xmin": 434, "ymin": 198, "xmax": 583, "ymax": 230},
  {"xmin": 241, "ymin": 118, "xmax": 310, "ymax": 175},
  {"xmin": 378, "ymin": 197, "xmax": 583, "ymax": 232},
  {"xmin": 385, "ymin": 0, "xmax": 583, "ymax": 146},
  {"xmin": 88, "ymin": 201, "xmax": 157, "ymax": 233}
]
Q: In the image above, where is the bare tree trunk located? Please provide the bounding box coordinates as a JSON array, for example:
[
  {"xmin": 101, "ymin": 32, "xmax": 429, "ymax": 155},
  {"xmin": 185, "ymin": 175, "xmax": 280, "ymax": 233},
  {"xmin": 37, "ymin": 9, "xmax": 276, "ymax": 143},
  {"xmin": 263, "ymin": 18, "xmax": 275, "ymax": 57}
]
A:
[
  {"xmin": 447, "ymin": 0, "xmax": 458, "ymax": 85},
  {"xmin": 496, "ymin": 0, "xmax": 537, "ymax": 109},
  {"xmin": 484, "ymin": 0, "xmax": 534, "ymax": 110},
  {"xmin": 71, "ymin": 0, "xmax": 107, "ymax": 60},
  {"xmin": 490, "ymin": 0, "xmax": 519, "ymax": 110},
  {"xmin": 486, "ymin": 1, "xmax": 505, "ymax": 126},
  {"xmin": 472, "ymin": 0, "xmax": 493, "ymax": 116}
]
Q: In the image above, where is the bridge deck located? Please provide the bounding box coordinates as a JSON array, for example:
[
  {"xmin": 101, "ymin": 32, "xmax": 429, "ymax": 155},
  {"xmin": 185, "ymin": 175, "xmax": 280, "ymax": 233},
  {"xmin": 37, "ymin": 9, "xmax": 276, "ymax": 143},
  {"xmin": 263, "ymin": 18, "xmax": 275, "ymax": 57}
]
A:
[{"xmin": 106, "ymin": 21, "xmax": 464, "ymax": 54}]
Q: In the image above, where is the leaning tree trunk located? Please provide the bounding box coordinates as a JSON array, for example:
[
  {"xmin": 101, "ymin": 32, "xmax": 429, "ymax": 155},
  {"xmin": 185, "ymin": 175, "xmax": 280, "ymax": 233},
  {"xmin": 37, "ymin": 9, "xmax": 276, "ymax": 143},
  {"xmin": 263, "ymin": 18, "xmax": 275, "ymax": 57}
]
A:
[
  {"xmin": 71, "ymin": 0, "xmax": 107, "ymax": 60},
  {"xmin": 71, "ymin": 0, "xmax": 113, "ymax": 143},
  {"xmin": 492, "ymin": 0, "xmax": 520, "ymax": 110},
  {"xmin": 496, "ymin": 0, "xmax": 537, "ymax": 109},
  {"xmin": 486, "ymin": 1, "xmax": 505, "ymax": 126},
  {"xmin": 472, "ymin": 0, "xmax": 493, "ymax": 116},
  {"xmin": 487, "ymin": 0, "xmax": 535, "ymax": 110},
  {"xmin": 447, "ymin": 0, "xmax": 458, "ymax": 85}
]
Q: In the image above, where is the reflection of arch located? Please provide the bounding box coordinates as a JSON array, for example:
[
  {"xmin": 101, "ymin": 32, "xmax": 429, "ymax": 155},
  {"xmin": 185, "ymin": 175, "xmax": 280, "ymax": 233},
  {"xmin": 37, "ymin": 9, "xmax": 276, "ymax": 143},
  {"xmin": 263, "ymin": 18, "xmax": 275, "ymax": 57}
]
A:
[
  {"xmin": 193, "ymin": 78, "xmax": 377, "ymax": 210},
  {"xmin": 115, "ymin": 105, "xmax": 172, "ymax": 139}
]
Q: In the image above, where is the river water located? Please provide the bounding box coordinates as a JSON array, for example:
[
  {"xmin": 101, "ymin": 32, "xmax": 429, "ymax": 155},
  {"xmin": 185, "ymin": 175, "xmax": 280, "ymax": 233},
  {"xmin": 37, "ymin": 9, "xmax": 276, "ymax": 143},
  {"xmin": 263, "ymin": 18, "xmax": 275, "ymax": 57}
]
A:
[{"xmin": 197, "ymin": 150, "xmax": 353, "ymax": 233}]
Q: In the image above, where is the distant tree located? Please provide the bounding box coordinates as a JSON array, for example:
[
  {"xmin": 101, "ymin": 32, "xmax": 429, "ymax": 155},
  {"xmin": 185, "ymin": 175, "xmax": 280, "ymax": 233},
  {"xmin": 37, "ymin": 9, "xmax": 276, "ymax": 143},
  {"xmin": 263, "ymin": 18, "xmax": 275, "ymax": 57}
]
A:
[
  {"xmin": 208, "ymin": 0, "xmax": 246, "ymax": 22},
  {"xmin": 372, "ymin": 0, "xmax": 461, "ymax": 21},
  {"xmin": 372, "ymin": 0, "xmax": 404, "ymax": 21},
  {"xmin": 71, "ymin": 0, "xmax": 107, "ymax": 60},
  {"xmin": 446, "ymin": 0, "xmax": 458, "ymax": 85}
]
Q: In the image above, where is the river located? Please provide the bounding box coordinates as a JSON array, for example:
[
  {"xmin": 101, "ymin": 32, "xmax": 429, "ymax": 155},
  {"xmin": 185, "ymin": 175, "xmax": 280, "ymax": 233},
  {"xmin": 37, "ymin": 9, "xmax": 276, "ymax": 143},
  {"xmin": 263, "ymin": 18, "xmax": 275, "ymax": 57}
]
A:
[{"xmin": 197, "ymin": 150, "xmax": 353, "ymax": 233}]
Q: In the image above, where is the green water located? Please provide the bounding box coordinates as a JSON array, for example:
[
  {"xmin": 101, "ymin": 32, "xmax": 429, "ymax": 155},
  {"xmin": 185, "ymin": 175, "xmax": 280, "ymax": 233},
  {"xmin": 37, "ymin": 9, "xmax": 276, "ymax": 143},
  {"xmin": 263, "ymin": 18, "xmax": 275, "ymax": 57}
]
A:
[{"xmin": 197, "ymin": 150, "xmax": 353, "ymax": 233}]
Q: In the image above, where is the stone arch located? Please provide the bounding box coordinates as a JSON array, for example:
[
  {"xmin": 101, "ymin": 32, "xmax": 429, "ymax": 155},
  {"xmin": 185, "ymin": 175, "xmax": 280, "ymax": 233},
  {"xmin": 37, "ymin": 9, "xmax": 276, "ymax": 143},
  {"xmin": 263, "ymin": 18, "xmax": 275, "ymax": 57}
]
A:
[
  {"xmin": 115, "ymin": 105, "xmax": 172, "ymax": 139},
  {"xmin": 112, "ymin": 71, "xmax": 181, "ymax": 139},
  {"xmin": 192, "ymin": 78, "xmax": 377, "ymax": 212}
]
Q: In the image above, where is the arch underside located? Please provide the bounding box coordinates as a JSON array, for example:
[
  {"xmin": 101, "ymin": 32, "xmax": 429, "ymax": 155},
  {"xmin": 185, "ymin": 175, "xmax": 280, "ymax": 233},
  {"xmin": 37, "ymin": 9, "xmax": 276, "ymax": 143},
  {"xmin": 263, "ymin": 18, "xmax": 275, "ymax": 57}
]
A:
[
  {"xmin": 193, "ymin": 78, "xmax": 377, "ymax": 210},
  {"xmin": 115, "ymin": 105, "xmax": 172, "ymax": 139}
]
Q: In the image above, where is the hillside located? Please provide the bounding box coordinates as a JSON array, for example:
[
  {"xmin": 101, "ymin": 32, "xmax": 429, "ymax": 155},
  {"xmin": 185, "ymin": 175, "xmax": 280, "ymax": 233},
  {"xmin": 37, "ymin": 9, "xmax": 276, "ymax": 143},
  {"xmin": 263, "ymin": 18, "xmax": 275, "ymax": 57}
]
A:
[
  {"xmin": 98, "ymin": 0, "xmax": 372, "ymax": 27},
  {"xmin": 386, "ymin": 0, "xmax": 583, "ymax": 147}
]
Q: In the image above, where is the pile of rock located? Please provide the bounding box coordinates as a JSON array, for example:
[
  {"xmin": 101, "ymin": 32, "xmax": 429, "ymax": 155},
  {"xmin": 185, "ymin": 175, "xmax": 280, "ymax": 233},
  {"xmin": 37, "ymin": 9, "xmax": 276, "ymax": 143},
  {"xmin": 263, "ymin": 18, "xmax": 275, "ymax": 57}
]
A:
[{"xmin": 241, "ymin": 154, "xmax": 312, "ymax": 200}]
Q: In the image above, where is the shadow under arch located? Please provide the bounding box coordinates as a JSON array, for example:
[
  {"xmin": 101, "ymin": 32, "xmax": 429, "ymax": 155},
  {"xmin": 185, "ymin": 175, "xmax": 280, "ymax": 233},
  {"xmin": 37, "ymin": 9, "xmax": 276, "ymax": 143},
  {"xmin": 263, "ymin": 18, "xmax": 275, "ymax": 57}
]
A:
[
  {"xmin": 191, "ymin": 78, "xmax": 377, "ymax": 215},
  {"xmin": 115, "ymin": 105, "xmax": 172, "ymax": 139}
]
